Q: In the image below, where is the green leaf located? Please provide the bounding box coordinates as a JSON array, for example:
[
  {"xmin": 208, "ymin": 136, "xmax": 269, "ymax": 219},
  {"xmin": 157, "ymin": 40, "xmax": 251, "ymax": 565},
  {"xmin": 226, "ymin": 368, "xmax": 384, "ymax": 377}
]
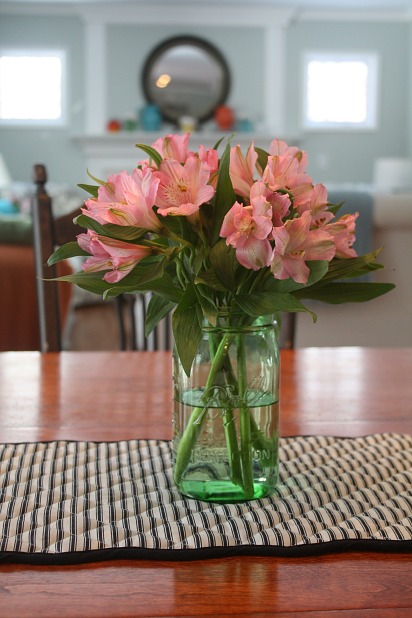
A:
[
  {"xmin": 195, "ymin": 284, "xmax": 219, "ymax": 326},
  {"xmin": 52, "ymin": 272, "xmax": 119, "ymax": 296},
  {"xmin": 74, "ymin": 214, "xmax": 151, "ymax": 243},
  {"xmin": 209, "ymin": 240, "xmax": 239, "ymax": 291},
  {"xmin": 86, "ymin": 169, "xmax": 106, "ymax": 186},
  {"xmin": 77, "ymin": 183, "xmax": 99, "ymax": 198},
  {"xmin": 124, "ymin": 270, "xmax": 182, "ymax": 302},
  {"xmin": 194, "ymin": 269, "xmax": 227, "ymax": 292},
  {"xmin": 322, "ymin": 250, "xmax": 384, "ymax": 283},
  {"xmin": 263, "ymin": 261, "xmax": 329, "ymax": 293},
  {"xmin": 103, "ymin": 256, "xmax": 167, "ymax": 292},
  {"xmin": 327, "ymin": 201, "xmax": 343, "ymax": 216},
  {"xmin": 74, "ymin": 214, "xmax": 111, "ymax": 236},
  {"xmin": 86, "ymin": 218, "xmax": 154, "ymax": 242},
  {"xmin": 191, "ymin": 243, "xmax": 209, "ymax": 275},
  {"xmin": 295, "ymin": 281, "xmax": 395, "ymax": 304},
  {"xmin": 47, "ymin": 242, "xmax": 89, "ymax": 266},
  {"xmin": 210, "ymin": 138, "xmax": 236, "ymax": 244},
  {"xmin": 254, "ymin": 146, "xmax": 269, "ymax": 173},
  {"xmin": 52, "ymin": 256, "xmax": 176, "ymax": 299},
  {"xmin": 143, "ymin": 278, "xmax": 183, "ymax": 303},
  {"xmin": 212, "ymin": 136, "xmax": 225, "ymax": 150},
  {"xmin": 156, "ymin": 212, "xmax": 182, "ymax": 237},
  {"xmin": 145, "ymin": 294, "xmax": 176, "ymax": 337},
  {"xmin": 99, "ymin": 223, "xmax": 149, "ymax": 242},
  {"xmin": 135, "ymin": 143, "xmax": 163, "ymax": 168},
  {"xmin": 173, "ymin": 285, "xmax": 202, "ymax": 376},
  {"xmin": 235, "ymin": 291, "xmax": 317, "ymax": 322},
  {"xmin": 105, "ymin": 225, "xmax": 149, "ymax": 242}
]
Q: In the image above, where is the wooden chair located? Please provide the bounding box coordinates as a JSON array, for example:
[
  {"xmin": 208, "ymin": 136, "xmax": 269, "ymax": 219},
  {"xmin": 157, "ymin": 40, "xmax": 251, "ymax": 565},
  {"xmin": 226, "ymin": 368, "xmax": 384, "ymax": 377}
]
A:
[
  {"xmin": 31, "ymin": 164, "xmax": 136, "ymax": 352},
  {"xmin": 129, "ymin": 293, "xmax": 172, "ymax": 351},
  {"xmin": 279, "ymin": 313, "xmax": 296, "ymax": 350}
]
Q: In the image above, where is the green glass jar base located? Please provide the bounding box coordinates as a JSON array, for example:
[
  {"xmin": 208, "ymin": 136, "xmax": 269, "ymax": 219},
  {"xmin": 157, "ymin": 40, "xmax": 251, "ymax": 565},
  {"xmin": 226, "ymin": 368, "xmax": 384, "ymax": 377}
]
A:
[{"xmin": 176, "ymin": 478, "xmax": 277, "ymax": 503}]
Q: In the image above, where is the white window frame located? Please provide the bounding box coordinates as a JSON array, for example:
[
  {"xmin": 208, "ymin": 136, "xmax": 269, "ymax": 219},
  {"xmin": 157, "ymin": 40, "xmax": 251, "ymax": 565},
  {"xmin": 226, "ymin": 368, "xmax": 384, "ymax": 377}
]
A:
[
  {"xmin": 0, "ymin": 48, "xmax": 67, "ymax": 127},
  {"xmin": 302, "ymin": 50, "xmax": 379, "ymax": 131}
]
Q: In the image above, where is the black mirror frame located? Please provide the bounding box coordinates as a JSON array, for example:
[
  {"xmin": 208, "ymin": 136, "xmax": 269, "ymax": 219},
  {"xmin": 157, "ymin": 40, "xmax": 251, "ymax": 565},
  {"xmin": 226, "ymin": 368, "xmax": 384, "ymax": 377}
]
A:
[{"xmin": 141, "ymin": 35, "xmax": 231, "ymax": 124}]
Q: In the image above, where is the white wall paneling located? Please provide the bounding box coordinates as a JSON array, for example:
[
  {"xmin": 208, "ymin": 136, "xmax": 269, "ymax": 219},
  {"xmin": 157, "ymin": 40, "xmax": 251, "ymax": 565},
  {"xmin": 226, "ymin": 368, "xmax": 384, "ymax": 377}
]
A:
[{"xmin": 79, "ymin": 3, "xmax": 297, "ymax": 137}]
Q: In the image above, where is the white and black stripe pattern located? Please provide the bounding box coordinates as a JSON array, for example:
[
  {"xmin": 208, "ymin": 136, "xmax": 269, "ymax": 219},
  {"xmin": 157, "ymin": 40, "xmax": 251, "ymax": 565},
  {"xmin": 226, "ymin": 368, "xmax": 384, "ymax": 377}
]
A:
[{"xmin": 0, "ymin": 434, "xmax": 411, "ymax": 563}]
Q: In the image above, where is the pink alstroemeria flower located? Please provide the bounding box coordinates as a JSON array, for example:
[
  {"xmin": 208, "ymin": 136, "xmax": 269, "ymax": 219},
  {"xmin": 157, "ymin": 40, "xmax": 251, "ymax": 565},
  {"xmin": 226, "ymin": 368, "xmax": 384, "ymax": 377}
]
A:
[
  {"xmin": 269, "ymin": 139, "xmax": 309, "ymax": 169},
  {"xmin": 271, "ymin": 210, "xmax": 336, "ymax": 284},
  {"xmin": 78, "ymin": 231, "xmax": 152, "ymax": 283},
  {"xmin": 324, "ymin": 213, "xmax": 358, "ymax": 259},
  {"xmin": 263, "ymin": 151, "xmax": 313, "ymax": 197},
  {"xmin": 154, "ymin": 156, "xmax": 215, "ymax": 216},
  {"xmin": 198, "ymin": 144, "xmax": 219, "ymax": 174},
  {"xmin": 220, "ymin": 197, "xmax": 273, "ymax": 270},
  {"xmin": 293, "ymin": 182, "xmax": 330, "ymax": 219},
  {"xmin": 250, "ymin": 181, "xmax": 291, "ymax": 228},
  {"xmin": 151, "ymin": 132, "xmax": 191, "ymax": 163},
  {"xmin": 83, "ymin": 168, "xmax": 161, "ymax": 232},
  {"xmin": 229, "ymin": 143, "xmax": 258, "ymax": 198}
]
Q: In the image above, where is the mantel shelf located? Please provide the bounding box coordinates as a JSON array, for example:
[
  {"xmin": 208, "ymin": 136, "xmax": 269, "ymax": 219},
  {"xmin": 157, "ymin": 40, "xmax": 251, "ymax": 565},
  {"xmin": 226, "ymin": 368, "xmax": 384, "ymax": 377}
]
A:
[
  {"xmin": 72, "ymin": 130, "xmax": 298, "ymax": 152},
  {"xmin": 72, "ymin": 131, "xmax": 301, "ymax": 178}
]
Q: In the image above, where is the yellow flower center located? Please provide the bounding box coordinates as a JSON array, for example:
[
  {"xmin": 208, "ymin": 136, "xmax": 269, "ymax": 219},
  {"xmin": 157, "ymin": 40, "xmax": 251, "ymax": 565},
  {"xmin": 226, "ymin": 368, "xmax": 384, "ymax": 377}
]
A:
[
  {"xmin": 290, "ymin": 249, "xmax": 305, "ymax": 258},
  {"xmin": 239, "ymin": 219, "xmax": 253, "ymax": 234}
]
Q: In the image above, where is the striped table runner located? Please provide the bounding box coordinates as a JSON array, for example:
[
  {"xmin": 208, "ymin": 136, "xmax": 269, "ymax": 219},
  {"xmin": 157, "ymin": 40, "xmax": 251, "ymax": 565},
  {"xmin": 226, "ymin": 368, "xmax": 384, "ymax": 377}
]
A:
[{"xmin": 0, "ymin": 433, "xmax": 411, "ymax": 563}]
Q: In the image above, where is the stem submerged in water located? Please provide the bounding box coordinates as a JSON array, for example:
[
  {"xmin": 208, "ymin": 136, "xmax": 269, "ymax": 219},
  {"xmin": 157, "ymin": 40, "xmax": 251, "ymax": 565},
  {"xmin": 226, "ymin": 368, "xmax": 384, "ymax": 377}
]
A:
[
  {"xmin": 173, "ymin": 332, "xmax": 235, "ymax": 484},
  {"xmin": 237, "ymin": 334, "xmax": 254, "ymax": 499},
  {"xmin": 173, "ymin": 317, "xmax": 278, "ymax": 500},
  {"xmin": 173, "ymin": 330, "xmax": 255, "ymax": 497}
]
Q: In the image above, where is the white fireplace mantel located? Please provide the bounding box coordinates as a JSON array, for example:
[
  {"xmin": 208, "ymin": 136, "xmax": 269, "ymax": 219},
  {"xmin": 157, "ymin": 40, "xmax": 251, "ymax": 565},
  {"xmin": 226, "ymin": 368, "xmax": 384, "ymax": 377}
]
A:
[
  {"xmin": 80, "ymin": 3, "xmax": 297, "ymax": 137},
  {"xmin": 73, "ymin": 131, "xmax": 298, "ymax": 179},
  {"xmin": 73, "ymin": 2, "xmax": 301, "ymax": 176}
]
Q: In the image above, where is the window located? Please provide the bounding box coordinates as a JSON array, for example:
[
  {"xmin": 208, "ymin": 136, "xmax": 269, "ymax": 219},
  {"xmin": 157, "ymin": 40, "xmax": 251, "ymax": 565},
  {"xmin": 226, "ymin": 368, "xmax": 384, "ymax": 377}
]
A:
[
  {"xmin": 0, "ymin": 49, "xmax": 66, "ymax": 126},
  {"xmin": 302, "ymin": 51, "xmax": 379, "ymax": 130}
]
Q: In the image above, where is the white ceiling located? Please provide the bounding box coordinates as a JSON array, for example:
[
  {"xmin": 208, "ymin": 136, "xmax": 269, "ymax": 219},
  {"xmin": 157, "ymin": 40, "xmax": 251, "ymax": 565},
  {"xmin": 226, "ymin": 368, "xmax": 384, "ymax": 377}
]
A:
[
  {"xmin": 2, "ymin": 0, "xmax": 412, "ymax": 20},
  {"xmin": 3, "ymin": 0, "xmax": 412, "ymax": 8}
]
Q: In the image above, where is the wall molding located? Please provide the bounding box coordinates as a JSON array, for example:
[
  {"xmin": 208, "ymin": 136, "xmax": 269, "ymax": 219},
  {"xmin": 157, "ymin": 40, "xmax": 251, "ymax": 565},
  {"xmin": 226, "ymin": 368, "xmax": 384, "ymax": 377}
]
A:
[
  {"xmin": 1, "ymin": 2, "xmax": 412, "ymax": 23},
  {"xmin": 73, "ymin": 130, "xmax": 299, "ymax": 180}
]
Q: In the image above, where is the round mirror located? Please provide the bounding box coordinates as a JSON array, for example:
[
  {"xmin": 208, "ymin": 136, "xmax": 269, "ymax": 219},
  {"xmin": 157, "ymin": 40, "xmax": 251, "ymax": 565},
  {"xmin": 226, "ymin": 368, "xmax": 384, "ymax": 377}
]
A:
[{"xmin": 141, "ymin": 36, "xmax": 231, "ymax": 124}]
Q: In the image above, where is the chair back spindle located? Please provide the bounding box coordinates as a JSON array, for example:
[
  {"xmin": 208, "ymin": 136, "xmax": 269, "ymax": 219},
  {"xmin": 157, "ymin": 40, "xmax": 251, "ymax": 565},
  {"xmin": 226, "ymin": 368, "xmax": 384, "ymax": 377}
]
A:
[{"xmin": 31, "ymin": 164, "xmax": 70, "ymax": 351}]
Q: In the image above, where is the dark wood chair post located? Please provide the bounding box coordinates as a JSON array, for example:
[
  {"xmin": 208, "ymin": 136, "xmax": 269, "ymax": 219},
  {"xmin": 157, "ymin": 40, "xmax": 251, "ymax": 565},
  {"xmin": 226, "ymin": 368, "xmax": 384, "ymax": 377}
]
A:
[
  {"xmin": 31, "ymin": 164, "xmax": 62, "ymax": 352},
  {"xmin": 283, "ymin": 313, "xmax": 296, "ymax": 351}
]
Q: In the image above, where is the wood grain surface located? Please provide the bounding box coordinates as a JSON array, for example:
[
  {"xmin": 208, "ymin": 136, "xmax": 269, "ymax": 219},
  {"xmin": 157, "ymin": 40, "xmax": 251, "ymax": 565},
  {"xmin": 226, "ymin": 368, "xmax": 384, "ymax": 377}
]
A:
[{"xmin": 0, "ymin": 348, "xmax": 411, "ymax": 617}]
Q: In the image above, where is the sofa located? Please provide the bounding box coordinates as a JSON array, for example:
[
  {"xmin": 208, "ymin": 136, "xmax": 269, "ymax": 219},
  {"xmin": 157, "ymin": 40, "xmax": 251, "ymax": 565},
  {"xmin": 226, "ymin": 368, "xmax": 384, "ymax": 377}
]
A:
[
  {"xmin": 0, "ymin": 212, "xmax": 75, "ymax": 351},
  {"xmin": 295, "ymin": 190, "xmax": 412, "ymax": 348},
  {"xmin": 0, "ymin": 214, "xmax": 40, "ymax": 351}
]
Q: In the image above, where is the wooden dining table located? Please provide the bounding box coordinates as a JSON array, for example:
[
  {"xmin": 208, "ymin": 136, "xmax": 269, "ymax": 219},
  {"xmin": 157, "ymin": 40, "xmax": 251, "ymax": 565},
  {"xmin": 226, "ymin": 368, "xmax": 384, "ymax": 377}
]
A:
[{"xmin": 0, "ymin": 347, "xmax": 411, "ymax": 617}]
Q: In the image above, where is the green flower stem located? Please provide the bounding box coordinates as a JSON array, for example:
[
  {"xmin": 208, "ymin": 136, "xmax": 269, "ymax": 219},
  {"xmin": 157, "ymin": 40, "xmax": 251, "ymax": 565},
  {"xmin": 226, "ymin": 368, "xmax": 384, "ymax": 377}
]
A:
[
  {"xmin": 237, "ymin": 334, "xmax": 254, "ymax": 499},
  {"xmin": 175, "ymin": 253, "xmax": 190, "ymax": 289},
  {"xmin": 249, "ymin": 422, "xmax": 278, "ymax": 466},
  {"xmin": 220, "ymin": 344, "xmax": 273, "ymax": 457},
  {"xmin": 222, "ymin": 406, "xmax": 243, "ymax": 487},
  {"xmin": 209, "ymin": 332, "xmax": 242, "ymax": 485},
  {"xmin": 173, "ymin": 332, "xmax": 235, "ymax": 484}
]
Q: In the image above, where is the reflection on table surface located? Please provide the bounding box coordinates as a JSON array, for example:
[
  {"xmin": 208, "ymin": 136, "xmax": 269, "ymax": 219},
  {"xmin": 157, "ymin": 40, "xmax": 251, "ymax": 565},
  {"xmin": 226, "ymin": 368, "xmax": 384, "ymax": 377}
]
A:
[{"xmin": 0, "ymin": 348, "xmax": 411, "ymax": 618}]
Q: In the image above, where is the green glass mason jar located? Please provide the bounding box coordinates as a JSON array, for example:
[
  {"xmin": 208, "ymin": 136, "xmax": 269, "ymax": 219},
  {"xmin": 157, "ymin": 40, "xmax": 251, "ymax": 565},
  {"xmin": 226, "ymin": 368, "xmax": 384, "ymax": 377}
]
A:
[{"xmin": 172, "ymin": 313, "xmax": 280, "ymax": 503}]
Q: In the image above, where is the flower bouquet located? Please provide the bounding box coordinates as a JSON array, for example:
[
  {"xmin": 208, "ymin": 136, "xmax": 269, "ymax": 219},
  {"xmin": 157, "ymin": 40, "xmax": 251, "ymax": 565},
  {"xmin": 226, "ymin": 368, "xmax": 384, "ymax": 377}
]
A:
[{"xmin": 49, "ymin": 132, "xmax": 394, "ymax": 502}]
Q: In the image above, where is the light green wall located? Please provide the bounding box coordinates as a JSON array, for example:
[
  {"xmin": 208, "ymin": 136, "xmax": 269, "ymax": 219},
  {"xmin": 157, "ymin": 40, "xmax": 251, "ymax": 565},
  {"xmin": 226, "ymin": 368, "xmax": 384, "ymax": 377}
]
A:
[
  {"xmin": 286, "ymin": 19, "xmax": 410, "ymax": 184},
  {"xmin": 0, "ymin": 15, "xmax": 85, "ymax": 186},
  {"xmin": 106, "ymin": 24, "xmax": 264, "ymax": 126},
  {"xmin": 0, "ymin": 13, "xmax": 410, "ymax": 186}
]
